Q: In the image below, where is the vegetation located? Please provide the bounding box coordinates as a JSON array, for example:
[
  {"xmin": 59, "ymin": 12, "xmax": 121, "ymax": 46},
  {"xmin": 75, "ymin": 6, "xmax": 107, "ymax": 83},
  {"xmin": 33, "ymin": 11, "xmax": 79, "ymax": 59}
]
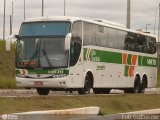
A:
[
  {"xmin": 1, "ymin": 94, "xmax": 160, "ymax": 114},
  {"xmin": 0, "ymin": 40, "xmax": 16, "ymax": 88},
  {"xmin": 157, "ymin": 71, "xmax": 160, "ymax": 87}
]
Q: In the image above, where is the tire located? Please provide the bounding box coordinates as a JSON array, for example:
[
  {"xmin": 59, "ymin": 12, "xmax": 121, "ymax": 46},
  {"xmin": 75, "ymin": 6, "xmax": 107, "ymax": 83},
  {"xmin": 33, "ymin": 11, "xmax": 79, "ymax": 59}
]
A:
[
  {"xmin": 140, "ymin": 79, "xmax": 147, "ymax": 93},
  {"xmin": 37, "ymin": 88, "xmax": 50, "ymax": 95},
  {"xmin": 124, "ymin": 76, "xmax": 140, "ymax": 93},
  {"xmin": 78, "ymin": 75, "xmax": 91, "ymax": 95},
  {"xmin": 93, "ymin": 88, "xmax": 111, "ymax": 94},
  {"xmin": 133, "ymin": 77, "xmax": 141, "ymax": 93}
]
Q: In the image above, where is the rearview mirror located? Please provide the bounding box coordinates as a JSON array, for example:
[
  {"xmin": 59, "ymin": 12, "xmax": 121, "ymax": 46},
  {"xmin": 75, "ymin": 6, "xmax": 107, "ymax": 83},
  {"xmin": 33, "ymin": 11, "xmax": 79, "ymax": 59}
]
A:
[{"xmin": 65, "ymin": 33, "xmax": 72, "ymax": 51}]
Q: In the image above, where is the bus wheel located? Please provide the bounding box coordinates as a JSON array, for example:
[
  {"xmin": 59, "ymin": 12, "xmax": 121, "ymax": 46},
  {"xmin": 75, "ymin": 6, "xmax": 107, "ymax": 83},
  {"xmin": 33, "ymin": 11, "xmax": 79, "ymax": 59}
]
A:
[
  {"xmin": 78, "ymin": 75, "xmax": 91, "ymax": 95},
  {"xmin": 133, "ymin": 76, "xmax": 141, "ymax": 93},
  {"xmin": 93, "ymin": 88, "xmax": 111, "ymax": 94},
  {"xmin": 140, "ymin": 78, "xmax": 147, "ymax": 93},
  {"xmin": 37, "ymin": 88, "xmax": 50, "ymax": 95},
  {"xmin": 124, "ymin": 76, "xmax": 140, "ymax": 93}
]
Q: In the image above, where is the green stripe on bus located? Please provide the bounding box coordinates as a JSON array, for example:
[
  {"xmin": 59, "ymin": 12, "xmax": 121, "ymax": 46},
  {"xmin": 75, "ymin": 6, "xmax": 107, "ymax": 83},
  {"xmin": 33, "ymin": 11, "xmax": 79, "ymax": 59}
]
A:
[
  {"xmin": 124, "ymin": 65, "xmax": 129, "ymax": 77},
  {"xmin": 84, "ymin": 48, "xmax": 157, "ymax": 67},
  {"xmin": 138, "ymin": 56, "xmax": 143, "ymax": 66},
  {"xmin": 138, "ymin": 56, "xmax": 157, "ymax": 67},
  {"xmin": 16, "ymin": 69, "xmax": 69, "ymax": 75},
  {"xmin": 127, "ymin": 54, "xmax": 132, "ymax": 65},
  {"xmin": 84, "ymin": 48, "xmax": 122, "ymax": 64}
]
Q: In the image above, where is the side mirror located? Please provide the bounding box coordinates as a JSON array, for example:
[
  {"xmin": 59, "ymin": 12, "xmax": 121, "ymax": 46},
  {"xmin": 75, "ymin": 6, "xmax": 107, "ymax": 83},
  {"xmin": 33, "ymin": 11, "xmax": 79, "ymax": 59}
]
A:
[
  {"xmin": 6, "ymin": 34, "xmax": 17, "ymax": 51},
  {"xmin": 65, "ymin": 33, "xmax": 72, "ymax": 51}
]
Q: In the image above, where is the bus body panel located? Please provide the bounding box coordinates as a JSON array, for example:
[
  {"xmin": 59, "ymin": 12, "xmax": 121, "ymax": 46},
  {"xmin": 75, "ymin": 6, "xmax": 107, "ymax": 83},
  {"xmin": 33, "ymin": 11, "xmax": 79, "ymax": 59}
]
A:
[
  {"xmin": 82, "ymin": 46, "xmax": 157, "ymax": 88},
  {"xmin": 15, "ymin": 16, "xmax": 158, "ymax": 92}
]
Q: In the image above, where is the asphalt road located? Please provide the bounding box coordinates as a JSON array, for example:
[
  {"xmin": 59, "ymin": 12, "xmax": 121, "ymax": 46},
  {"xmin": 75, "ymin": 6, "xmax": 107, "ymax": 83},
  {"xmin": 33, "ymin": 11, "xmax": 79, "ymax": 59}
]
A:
[{"xmin": 0, "ymin": 88, "xmax": 160, "ymax": 97}]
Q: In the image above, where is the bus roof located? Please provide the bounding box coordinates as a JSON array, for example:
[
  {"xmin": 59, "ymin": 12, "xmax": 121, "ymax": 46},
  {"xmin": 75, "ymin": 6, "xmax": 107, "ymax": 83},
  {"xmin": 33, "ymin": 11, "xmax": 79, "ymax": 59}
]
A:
[{"xmin": 23, "ymin": 16, "xmax": 156, "ymax": 38}]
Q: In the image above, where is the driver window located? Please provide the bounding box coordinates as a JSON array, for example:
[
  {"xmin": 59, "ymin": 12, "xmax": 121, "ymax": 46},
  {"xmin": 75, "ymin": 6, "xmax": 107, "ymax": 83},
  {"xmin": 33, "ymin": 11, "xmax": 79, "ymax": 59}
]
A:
[
  {"xmin": 70, "ymin": 21, "xmax": 82, "ymax": 66},
  {"xmin": 70, "ymin": 39, "xmax": 82, "ymax": 66},
  {"xmin": 17, "ymin": 40, "xmax": 25, "ymax": 60}
]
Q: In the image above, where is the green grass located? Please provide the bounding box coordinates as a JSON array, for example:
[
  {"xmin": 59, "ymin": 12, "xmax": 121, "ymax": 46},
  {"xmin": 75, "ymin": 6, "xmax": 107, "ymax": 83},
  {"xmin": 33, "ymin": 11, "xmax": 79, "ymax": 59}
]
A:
[
  {"xmin": 1, "ymin": 94, "xmax": 160, "ymax": 115},
  {"xmin": 0, "ymin": 40, "xmax": 16, "ymax": 88}
]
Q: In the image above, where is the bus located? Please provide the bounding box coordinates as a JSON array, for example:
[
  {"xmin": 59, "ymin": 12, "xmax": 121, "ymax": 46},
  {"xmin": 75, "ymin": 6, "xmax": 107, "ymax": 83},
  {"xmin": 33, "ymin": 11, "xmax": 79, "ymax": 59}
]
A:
[{"xmin": 15, "ymin": 16, "xmax": 157, "ymax": 95}]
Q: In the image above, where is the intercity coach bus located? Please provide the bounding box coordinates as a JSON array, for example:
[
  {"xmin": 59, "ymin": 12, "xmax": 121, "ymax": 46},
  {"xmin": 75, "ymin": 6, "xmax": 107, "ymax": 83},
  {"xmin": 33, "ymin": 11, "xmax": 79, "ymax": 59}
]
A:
[{"xmin": 15, "ymin": 16, "xmax": 157, "ymax": 95}]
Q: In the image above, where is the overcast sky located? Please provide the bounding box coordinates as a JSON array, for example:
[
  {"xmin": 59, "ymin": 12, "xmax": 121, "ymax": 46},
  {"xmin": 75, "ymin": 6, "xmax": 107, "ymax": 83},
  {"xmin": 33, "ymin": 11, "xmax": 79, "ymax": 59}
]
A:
[{"xmin": 0, "ymin": 0, "xmax": 160, "ymax": 39}]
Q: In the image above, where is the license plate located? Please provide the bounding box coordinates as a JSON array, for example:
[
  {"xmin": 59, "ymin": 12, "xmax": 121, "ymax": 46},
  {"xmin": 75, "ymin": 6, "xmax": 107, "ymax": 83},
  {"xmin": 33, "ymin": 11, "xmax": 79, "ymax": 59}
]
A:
[{"xmin": 34, "ymin": 81, "xmax": 43, "ymax": 86}]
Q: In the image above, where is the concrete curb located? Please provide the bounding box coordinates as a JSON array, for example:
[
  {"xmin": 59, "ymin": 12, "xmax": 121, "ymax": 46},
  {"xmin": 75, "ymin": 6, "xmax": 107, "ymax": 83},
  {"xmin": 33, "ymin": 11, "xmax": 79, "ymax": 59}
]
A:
[
  {"xmin": 126, "ymin": 108, "xmax": 160, "ymax": 114},
  {"xmin": 12, "ymin": 107, "xmax": 99, "ymax": 120},
  {"xmin": 85, "ymin": 108, "xmax": 160, "ymax": 120}
]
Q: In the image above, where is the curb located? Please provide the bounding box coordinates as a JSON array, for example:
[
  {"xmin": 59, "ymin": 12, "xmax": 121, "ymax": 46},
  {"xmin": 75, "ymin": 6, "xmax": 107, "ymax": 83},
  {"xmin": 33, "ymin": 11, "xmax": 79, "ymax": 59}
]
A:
[
  {"xmin": 85, "ymin": 108, "xmax": 160, "ymax": 120},
  {"xmin": 12, "ymin": 107, "xmax": 100, "ymax": 120}
]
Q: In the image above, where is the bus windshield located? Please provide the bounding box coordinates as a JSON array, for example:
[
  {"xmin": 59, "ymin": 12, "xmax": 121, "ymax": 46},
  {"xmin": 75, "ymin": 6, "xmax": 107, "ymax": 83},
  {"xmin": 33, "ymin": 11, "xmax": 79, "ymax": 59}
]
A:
[
  {"xmin": 19, "ymin": 22, "xmax": 70, "ymax": 37},
  {"xmin": 16, "ymin": 22, "xmax": 70, "ymax": 69}
]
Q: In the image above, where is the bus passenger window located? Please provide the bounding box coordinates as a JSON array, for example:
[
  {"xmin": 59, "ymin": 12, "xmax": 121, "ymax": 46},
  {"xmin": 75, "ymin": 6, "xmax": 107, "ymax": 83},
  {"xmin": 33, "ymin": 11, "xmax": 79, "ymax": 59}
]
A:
[
  {"xmin": 83, "ymin": 22, "xmax": 96, "ymax": 46},
  {"xmin": 70, "ymin": 38, "xmax": 82, "ymax": 66},
  {"xmin": 147, "ymin": 38, "xmax": 156, "ymax": 54}
]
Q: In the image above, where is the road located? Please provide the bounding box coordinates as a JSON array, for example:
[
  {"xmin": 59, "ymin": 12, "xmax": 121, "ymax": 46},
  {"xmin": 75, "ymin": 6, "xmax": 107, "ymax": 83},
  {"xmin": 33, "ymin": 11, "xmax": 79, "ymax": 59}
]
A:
[{"xmin": 0, "ymin": 88, "xmax": 160, "ymax": 97}]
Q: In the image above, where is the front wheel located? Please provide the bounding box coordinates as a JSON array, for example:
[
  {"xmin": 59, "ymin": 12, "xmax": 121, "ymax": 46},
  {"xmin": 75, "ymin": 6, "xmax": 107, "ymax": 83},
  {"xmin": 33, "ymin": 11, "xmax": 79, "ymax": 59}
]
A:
[
  {"xmin": 78, "ymin": 75, "xmax": 91, "ymax": 95},
  {"xmin": 37, "ymin": 88, "xmax": 50, "ymax": 95}
]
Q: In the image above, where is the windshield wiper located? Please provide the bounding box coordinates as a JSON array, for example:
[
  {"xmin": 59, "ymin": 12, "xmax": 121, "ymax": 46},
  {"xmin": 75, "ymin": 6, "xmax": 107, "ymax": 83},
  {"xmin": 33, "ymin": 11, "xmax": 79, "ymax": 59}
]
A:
[
  {"xmin": 26, "ymin": 40, "xmax": 39, "ymax": 68},
  {"xmin": 25, "ymin": 50, "xmax": 38, "ymax": 68},
  {"xmin": 42, "ymin": 48, "xmax": 53, "ymax": 68}
]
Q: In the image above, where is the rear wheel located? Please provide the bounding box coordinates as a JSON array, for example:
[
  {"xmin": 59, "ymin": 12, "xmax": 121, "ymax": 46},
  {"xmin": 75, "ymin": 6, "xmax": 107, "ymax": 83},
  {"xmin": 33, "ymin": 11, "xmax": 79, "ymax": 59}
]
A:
[
  {"xmin": 124, "ymin": 76, "xmax": 140, "ymax": 93},
  {"xmin": 37, "ymin": 88, "xmax": 50, "ymax": 95},
  {"xmin": 140, "ymin": 78, "xmax": 147, "ymax": 93},
  {"xmin": 78, "ymin": 75, "xmax": 91, "ymax": 95}
]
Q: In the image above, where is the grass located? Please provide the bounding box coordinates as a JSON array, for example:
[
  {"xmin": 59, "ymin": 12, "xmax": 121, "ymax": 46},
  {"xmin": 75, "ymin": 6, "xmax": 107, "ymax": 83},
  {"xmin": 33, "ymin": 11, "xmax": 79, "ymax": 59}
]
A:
[
  {"xmin": 1, "ymin": 94, "xmax": 160, "ymax": 115},
  {"xmin": 0, "ymin": 40, "xmax": 16, "ymax": 88}
]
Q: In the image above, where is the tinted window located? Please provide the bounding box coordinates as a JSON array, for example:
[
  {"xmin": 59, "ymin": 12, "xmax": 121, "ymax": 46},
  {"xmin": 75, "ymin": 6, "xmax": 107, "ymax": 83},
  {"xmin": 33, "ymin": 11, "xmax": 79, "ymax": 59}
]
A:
[
  {"xmin": 119, "ymin": 31, "xmax": 127, "ymax": 49},
  {"xmin": 83, "ymin": 22, "xmax": 96, "ymax": 46},
  {"xmin": 72, "ymin": 21, "xmax": 82, "ymax": 40},
  {"xmin": 108, "ymin": 28, "xmax": 119, "ymax": 48},
  {"xmin": 96, "ymin": 25, "xmax": 108, "ymax": 47},
  {"xmin": 82, "ymin": 22, "xmax": 156, "ymax": 54},
  {"xmin": 70, "ymin": 21, "xmax": 82, "ymax": 66},
  {"xmin": 124, "ymin": 32, "xmax": 136, "ymax": 51},
  {"xmin": 146, "ymin": 37, "xmax": 156, "ymax": 54},
  {"xmin": 19, "ymin": 22, "xmax": 70, "ymax": 37}
]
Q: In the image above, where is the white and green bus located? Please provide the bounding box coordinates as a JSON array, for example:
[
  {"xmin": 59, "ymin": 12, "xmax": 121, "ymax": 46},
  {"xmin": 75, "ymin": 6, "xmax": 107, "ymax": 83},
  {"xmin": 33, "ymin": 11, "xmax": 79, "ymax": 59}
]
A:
[{"xmin": 15, "ymin": 16, "xmax": 157, "ymax": 95}]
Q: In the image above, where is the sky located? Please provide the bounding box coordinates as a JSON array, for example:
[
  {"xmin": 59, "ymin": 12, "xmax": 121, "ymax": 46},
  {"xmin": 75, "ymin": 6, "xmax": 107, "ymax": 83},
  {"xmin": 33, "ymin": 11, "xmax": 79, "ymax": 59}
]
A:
[{"xmin": 0, "ymin": 0, "xmax": 160, "ymax": 39}]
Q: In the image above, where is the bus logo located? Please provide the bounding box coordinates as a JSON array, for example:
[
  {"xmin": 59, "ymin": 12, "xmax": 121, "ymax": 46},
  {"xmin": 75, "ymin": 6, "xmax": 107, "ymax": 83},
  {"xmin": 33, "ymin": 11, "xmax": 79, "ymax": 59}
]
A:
[{"xmin": 85, "ymin": 48, "xmax": 100, "ymax": 62}]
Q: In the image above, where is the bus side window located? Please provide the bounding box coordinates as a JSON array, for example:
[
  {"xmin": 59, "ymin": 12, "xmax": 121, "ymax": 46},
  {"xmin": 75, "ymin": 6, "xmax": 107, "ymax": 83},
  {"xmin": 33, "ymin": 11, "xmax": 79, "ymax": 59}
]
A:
[
  {"xmin": 83, "ymin": 22, "xmax": 96, "ymax": 46},
  {"xmin": 148, "ymin": 38, "xmax": 156, "ymax": 54},
  {"xmin": 70, "ymin": 42, "xmax": 76, "ymax": 61},
  {"xmin": 70, "ymin": 38, "xmax": 82, "ymax": 66}
]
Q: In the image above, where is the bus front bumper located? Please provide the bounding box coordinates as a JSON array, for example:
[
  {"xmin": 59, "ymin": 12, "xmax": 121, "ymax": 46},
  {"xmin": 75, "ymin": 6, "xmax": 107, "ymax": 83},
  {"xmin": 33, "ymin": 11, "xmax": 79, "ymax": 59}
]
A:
[{"xmin": 16, "ymin": 77, "xmax": 68, "ymax": 88}]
